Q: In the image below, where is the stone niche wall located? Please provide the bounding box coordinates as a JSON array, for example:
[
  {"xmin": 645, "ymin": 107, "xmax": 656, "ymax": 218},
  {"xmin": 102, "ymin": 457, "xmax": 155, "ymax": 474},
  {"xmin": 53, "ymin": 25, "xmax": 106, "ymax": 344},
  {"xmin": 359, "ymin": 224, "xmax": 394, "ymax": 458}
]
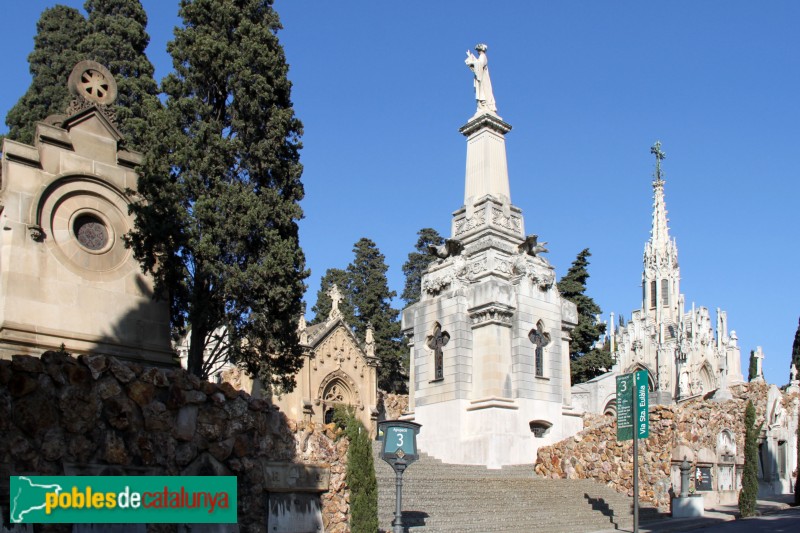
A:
[
  {"xmin": 378, "ymin": 392, "xmax": 408, "ymax": 421},
  {"xmin": 535, "ymin": 382, "xmax": 789, "ymax": 511},
  {"xmin": 0, "ymin": 352, "xmax": 352, "ymax": 532}
]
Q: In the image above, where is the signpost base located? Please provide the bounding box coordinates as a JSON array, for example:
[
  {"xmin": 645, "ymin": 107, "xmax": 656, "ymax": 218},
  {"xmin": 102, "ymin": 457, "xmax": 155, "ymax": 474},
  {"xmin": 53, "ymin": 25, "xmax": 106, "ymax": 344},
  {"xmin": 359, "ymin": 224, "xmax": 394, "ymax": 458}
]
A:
[{"xmin": 392, "ymin": 460, "xmax": 407, "ymax": 533}]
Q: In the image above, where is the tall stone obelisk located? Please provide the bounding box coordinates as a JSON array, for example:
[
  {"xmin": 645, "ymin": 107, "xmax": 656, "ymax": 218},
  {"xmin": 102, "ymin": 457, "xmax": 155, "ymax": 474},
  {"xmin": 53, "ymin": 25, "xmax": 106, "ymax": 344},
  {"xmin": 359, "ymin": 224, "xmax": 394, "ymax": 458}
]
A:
[{"xmin": 401, "ymin": 45, "xmax": 581, "ymax": 468}]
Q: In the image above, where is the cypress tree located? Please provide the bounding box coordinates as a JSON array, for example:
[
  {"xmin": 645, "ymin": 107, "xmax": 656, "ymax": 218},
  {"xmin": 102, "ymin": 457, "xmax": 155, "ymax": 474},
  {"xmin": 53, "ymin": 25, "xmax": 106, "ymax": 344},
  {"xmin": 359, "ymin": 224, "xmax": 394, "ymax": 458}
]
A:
[
  {"xmin": 4, "ymin": 6, "xmax": 88, "ymax": 144},
  {"xmin": 347, "ymin": 238, "xmax": 406, "ymax": 393},
  {"xmin": 127, "ymin": 0, "xmax": 307, "ymax": 387},
  {"xmin": 739, "ymin": 400, "xmax": 760, "ymax": 517},
  {"xmin": 795, "ymin": 400, "xmax": 799, "ymax": 505},
  {"xmin": 557, "ymin": 248, "xmax": 612, "ymax": 384},
  {"xmin": 401, "ymin": 227, "xmax": 444, "ymax": 305},
  {"xmin": 748, "ymin": 350, "xmax": 758, "ymax": 382},
  {"xmin": 78, "ymin": 0, "xmax": 160, "ymax": 151},
  {"xmin": 334, "ymin": 406, "xmax": 378, "ymax": 533}
]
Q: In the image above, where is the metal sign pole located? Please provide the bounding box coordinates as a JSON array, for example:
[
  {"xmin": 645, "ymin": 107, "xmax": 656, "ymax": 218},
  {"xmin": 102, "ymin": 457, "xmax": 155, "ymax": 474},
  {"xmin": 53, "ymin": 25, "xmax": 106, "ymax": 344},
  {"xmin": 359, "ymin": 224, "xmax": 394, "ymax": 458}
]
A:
[
  {"xmin": 633, "ymin": 416, "xmax": 639, "ymax": 533},
  {"xmin": 392, "ymin": 460, "xmax": 407, "ymax": 533}
]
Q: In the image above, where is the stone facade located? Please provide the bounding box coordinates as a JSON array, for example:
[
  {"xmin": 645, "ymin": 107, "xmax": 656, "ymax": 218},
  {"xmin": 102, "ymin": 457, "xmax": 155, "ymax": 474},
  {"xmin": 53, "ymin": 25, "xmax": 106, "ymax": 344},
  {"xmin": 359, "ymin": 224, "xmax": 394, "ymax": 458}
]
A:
[
  {"xmin": 573, "ymin": 143, "xmax": 743, "ymax": 413},
  {"xmin": 536, "ymin": 382, "xmax": 799, "ymax": 511},
  {"xmin": 402, "ymin": 55, "xmax": 581, "ymax": 468},
  {"xmin": 0, "ymin": 352, "xmax": 352, "ymax": 532},
  {"xmin": 0, "ymin": 61, "xmax": 171, "ymax": 365}
]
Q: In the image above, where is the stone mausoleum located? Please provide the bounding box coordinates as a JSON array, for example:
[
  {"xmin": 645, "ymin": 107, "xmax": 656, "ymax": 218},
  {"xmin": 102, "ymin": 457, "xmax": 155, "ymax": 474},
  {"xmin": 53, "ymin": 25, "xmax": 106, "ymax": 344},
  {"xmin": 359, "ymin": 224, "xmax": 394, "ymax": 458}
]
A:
[
  {"xmin": 0, "ymin": 61, "xmax": 172, "ymax": 365},
  {"xmin": 401, "ymin": 44, "xmax": 582, "ymax": 468},
  {"xmin": 572, "ymin": 143, "xmax": 744, "ymax": 414}
]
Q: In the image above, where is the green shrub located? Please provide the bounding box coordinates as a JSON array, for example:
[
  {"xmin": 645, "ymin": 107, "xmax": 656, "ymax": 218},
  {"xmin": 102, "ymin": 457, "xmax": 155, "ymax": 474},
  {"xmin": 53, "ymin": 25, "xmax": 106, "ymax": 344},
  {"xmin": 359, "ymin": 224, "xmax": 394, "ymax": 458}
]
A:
[
  {"xmin": 739, "ymin": 400, "xmax": 761, "ymax": 517},
  {"xmin": 334, "ymin": 406, "xmax": 378, "ymax": 533}
]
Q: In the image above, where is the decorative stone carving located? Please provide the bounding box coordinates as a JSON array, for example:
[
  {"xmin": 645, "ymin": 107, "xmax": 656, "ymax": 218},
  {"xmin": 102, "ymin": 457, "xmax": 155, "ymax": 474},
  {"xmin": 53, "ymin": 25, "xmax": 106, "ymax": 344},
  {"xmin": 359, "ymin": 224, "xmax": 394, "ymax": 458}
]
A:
[
  {"xmin": 426, "ymin": 323, "xmax": 450, "ymax": 381},
  {"xmin": 491, "ymin": 207, "xmax": 521, "ymax": 233},
  {"xmin": 423, "ymin": 273, "xmax": 453, "ymax": 295},
  {"xmin": 66, "ymin": 60, "xmax": 118, "ymax": 124},
  {"xmin": 428, "ymin": 238, "xmax": 464, "ymax": 259},
  {"xmin": 28, "ymin": 224, "xmax": 45, "ymax": 242},
  {"xmin": 454, "ymin": 213, "xmax": 485, "ymax": 235},
  {"xmin": 469, "ymin": 305, "xmax": 513, "ymax": 327},
  {"xmin": 364, "ymin": 322, "xmax": 375, "ymax": 357},
  {"xmin": 327, "ymin": 284, "xmax": 343, "ymax": 322},
  {"xmin": 518, "ymin": 234, "xmax": 548, "ymax": 256}
]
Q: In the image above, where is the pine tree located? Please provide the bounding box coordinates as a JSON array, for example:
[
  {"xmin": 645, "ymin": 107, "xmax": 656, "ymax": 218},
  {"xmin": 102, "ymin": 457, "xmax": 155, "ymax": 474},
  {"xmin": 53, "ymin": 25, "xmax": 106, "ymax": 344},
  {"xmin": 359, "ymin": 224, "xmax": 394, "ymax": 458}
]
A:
[
  {"xmin": 3, "ymin": 6, "xmax": 88, "ymax": 145},
  {"xmin": 401, "ymin": 227, "xmax": 444, "ymax": 305},
  {"xmin": 791, "ymin": 317, "xmax": 800, "ymax": 373},
  {"xmin": 557, "ymin": 249, "xmax": 612, "ymax": 384},
  {"xmin": 127, "ymin": 0, "xmax": 307, "ymax": 388},
  {"xmin": 739, "ymin": 400, "xmax": 760, "ymax": 517},
  {"xmin": 748, "ymin": 350, "xmax": 758, "ymax": 382},
  {"xmin": 78, "ymin": 0, "xmax": 160, "ymax": 151},
  {"xmin": 310, "ymin": 268, "xmax": 354, "ymax": 325},
  {"xmin": 334, "ymin": 406, "xmax": 378, "ymax": 533},
  {"xmin": 347, "ymin": 238, "xmax": 406, "ymax": 392}
]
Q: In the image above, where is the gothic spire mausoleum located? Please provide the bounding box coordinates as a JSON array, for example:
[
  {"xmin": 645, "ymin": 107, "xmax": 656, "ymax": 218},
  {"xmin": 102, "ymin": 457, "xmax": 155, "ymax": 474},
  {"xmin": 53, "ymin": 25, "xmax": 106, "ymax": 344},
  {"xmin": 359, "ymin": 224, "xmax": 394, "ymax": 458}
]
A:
[
  {"xmin": 401, "ymin": 45, "xmax": 581, "ymax": 468},
  {"xmin": 572, "ymin": 143, "xmax": 744, "ymax": 414}
]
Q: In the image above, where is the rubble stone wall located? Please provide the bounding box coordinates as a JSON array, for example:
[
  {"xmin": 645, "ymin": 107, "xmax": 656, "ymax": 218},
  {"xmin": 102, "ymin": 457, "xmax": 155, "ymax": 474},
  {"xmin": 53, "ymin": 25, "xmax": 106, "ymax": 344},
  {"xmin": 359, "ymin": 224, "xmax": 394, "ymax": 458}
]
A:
[
  {"xmin": 0, "ymin": 352, "xmax": 351, "ymax": 532},
  {"xmin": 535, "ymin": 382, "xmax": 789, "ymax": 511}
]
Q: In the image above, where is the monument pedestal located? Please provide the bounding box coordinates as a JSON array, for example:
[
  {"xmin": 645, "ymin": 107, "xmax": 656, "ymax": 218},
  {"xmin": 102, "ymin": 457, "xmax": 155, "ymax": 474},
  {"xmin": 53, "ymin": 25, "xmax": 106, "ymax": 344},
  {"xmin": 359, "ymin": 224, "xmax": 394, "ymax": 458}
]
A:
[{"xmin": 671, "ymin": 495, "xmax": 704, "ymax": 518}]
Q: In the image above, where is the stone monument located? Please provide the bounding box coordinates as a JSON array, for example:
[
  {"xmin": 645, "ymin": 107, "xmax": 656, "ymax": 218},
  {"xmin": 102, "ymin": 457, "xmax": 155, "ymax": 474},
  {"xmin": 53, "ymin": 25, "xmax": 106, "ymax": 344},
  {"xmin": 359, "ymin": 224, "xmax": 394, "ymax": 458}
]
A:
[
  {"xmin": 0, "ymin": 61, "xmax": 172, "ymax": 364},
  {"xmin": 401, "ymin": 45, "xmax": 581, "ymax": 468}
]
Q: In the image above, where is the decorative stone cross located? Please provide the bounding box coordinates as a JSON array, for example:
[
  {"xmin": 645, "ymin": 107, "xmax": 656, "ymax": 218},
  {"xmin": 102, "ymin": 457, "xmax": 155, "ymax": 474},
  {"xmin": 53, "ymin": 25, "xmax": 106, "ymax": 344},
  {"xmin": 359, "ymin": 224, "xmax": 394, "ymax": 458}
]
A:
[
  {"xmin": 327, "ymin": 284, "xmax": 343, "ymax": 321},
  {"xmin": 426, "ymin": 324, "xmax": 450, "ymax": 381},
  {"xmin": 651, "ymin": 140, "xmax": 666, "ymax": 181}
]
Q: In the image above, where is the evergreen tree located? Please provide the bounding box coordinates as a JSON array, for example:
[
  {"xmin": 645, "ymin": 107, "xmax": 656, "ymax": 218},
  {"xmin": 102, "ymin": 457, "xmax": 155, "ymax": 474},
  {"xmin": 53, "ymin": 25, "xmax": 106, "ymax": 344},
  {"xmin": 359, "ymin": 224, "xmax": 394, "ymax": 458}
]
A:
[
  {"xmin": 4, "ymin": 6, "xmax": 88, "ymax": 144},
  {"xmin": 310, "ymin": 268, "xmax": 354, "ymax": 325},
  {"xmin": 127, "ymin": 0, "xmax": 307, "ymax": 387},
  {"xmin": 78, "ymin": 0, "xmax": 160, "ymax": 150},
  {"xmin": 791, "ymin": 317, "xmax": 800, "ymax": 373},
  {"xmin": 401, "ymin": 227, "xmax": 444, "ymax": 305},
  {"xmin": 347, "ymin": 238, "xmax": 406, "ymax": 393},
  {"xmin": 796, "ymin": 401, "xmax": 800, "ymax": 505},
  {"xmin": 334, "ymin": 406, "xmax": 378, "ymax": 533},
  {"xmin": 739, "ymin": 400, "xmax": 761, "ymax": 517},
  {"xmin": 748, "ymin": 350, "xmax": 758, "ymax": 382},
  {"xmin": 557, "ymin": 249, "xmax": 612, "ymax": 384}
]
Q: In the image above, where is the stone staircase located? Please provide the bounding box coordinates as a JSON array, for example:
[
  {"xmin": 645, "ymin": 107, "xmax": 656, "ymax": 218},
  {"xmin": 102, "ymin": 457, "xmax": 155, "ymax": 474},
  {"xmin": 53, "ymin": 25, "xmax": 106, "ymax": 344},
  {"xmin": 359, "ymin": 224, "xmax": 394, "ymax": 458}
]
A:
[{"xmin": 374, "ymin": 442, "xmax": 661, "ymax": 532}]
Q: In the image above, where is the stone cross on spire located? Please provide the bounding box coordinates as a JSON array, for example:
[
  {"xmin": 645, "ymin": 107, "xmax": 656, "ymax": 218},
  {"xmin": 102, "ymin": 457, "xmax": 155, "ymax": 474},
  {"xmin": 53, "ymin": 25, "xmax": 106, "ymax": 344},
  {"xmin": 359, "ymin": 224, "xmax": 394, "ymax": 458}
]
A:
[
  {"xmin": 327, "ymin": 284, "xmax": 343, "ymax": 321},
  {"xmin": 651, "ymin": 141, "xmax": 666, "ymax": 182}
]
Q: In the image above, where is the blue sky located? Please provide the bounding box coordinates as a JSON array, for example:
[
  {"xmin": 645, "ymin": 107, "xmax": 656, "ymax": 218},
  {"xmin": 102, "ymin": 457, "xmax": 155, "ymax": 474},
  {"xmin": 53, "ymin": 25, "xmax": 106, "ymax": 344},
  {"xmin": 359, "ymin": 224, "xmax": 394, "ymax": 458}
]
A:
[{"xmin": 1, "ymin": 1, "xmax": 798, "ymax": 387}]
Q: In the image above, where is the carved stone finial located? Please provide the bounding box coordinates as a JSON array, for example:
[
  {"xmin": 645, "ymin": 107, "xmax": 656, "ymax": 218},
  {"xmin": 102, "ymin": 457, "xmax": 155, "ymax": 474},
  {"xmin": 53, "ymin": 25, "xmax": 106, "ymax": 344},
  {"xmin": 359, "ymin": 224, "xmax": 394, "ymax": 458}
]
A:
[
  {"xmin": 327, "ymin": 284, "xmax": 343, "ymax": 321},
  {"xmin": 66, "ymin": 60, "xmax": 118, "ymax": 124},
  {"xmin": 364, "ymin": 321, "xmax": 375, "ymax": 357}
]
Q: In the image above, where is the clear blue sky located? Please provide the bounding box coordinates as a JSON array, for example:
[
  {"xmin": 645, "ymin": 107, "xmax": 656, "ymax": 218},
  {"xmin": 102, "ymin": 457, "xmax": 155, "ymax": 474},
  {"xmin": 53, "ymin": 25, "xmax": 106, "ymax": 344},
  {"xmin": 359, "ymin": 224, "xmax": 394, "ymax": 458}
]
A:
[{"xmin": 1, "ymin": 1, "xmax": 798, "ymax": 387}]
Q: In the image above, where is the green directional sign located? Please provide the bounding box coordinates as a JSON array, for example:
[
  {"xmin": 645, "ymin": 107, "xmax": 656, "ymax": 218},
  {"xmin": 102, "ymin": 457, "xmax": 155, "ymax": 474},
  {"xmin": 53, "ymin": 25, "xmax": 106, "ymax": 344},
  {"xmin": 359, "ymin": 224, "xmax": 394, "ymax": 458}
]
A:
[
  {"xmin": 617, "ymin": 371, "xmax": 650, "ymax": 441},
  {"xmin": 616, "ymin": 374, "xmax": 634, "ymax": 441},
  {"xmin": 634, "ymin": 370, "xmax": 649, "ymax": 439}
]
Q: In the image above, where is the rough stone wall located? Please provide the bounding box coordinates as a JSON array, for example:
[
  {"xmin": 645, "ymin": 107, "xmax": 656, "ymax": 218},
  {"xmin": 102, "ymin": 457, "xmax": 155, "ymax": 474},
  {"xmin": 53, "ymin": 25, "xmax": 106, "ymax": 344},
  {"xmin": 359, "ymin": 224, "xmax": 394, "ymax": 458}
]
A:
[
  {"xmin": 535, "ymin": 383, "xmax": 780, "ymax": 511},
  {"xmin": 0, "ymin": 352, "xmax": 350, "ymax": 532},
  {"xmin": 379, "ymin": 392, "xmax": 408, "ymax": 420}
]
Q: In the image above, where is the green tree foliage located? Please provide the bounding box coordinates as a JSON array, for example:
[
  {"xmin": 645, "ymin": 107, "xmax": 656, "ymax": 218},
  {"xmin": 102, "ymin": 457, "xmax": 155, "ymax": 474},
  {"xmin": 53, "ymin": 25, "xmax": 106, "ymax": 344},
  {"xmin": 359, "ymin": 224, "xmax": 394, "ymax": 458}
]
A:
[
  {"xmin": 791, "ymin": 317, "xmax": 800, "ymax": 373},
  {"xmin": 311, "ymin": 239, "xmax": 407, "ymax": 392},
  {"xmin": 3, "ymin": 6, "xmax": 88, "ymax": 145},
  {"xmin": 127, "ymin": 0, "xmax": 307, "ymax": 387},
  {"xmin": 557, "ymin": 249, "xmax": 612, "ymax": 384},
  {"xmin": 739, "ymin": 400, "xmax": 761, "ymax": 517},
  {"xmin": 401, "ymin": 227, "xmax": 444, "ymax": 305},
  {"xmin": 333, "ymin": 406, "xmax": 378, "ymax": 533},
  {"xmin": 748, "ymin": 350, "xmax": 758, "ymax": 382},
  {"xmin": 78, "ymin": 0, "xmax": 160, "ymax": 150},
  {"xmin": 348, "ymin": 238, "xmax": 406, "ymax": 393},
  {"xmin": 310, "ymin": 268, "xmax": 354, "ymax": 325}
]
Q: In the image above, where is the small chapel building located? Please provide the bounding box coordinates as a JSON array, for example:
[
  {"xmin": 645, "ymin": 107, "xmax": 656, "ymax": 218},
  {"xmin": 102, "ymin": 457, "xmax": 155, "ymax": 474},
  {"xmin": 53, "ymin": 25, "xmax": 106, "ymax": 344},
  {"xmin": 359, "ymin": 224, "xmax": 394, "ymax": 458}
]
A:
[
  {"xmin": 572, "ymin": 142, "xmax": 744, "ymax": 414},
  {"xmin": 0, "ymin": 61, "xmax": 172, "ymax": 365}
]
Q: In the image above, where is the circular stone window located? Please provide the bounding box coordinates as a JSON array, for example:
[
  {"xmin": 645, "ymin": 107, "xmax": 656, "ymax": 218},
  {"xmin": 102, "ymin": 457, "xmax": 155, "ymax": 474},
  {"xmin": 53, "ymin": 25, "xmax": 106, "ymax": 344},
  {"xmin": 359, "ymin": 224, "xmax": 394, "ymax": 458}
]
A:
[{"xmin": 74, "ymin": 214, "xmax": 109, "ymax": 251}]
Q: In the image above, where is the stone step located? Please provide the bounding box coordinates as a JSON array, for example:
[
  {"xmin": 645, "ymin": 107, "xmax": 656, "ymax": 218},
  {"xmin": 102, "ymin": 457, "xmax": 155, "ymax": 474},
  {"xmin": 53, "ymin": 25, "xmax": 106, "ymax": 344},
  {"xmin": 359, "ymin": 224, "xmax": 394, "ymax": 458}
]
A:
[{"xmin": 372, "ymin": 440, "xmax": 659, "ymax": 532}]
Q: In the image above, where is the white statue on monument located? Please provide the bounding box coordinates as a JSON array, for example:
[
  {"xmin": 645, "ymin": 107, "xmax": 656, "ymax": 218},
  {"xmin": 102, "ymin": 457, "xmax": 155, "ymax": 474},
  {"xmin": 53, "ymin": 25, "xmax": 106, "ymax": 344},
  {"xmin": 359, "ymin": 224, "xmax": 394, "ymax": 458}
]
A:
[{"xmin": 465, "ymin": 43, "xmax": 497, "ymax": 114}]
